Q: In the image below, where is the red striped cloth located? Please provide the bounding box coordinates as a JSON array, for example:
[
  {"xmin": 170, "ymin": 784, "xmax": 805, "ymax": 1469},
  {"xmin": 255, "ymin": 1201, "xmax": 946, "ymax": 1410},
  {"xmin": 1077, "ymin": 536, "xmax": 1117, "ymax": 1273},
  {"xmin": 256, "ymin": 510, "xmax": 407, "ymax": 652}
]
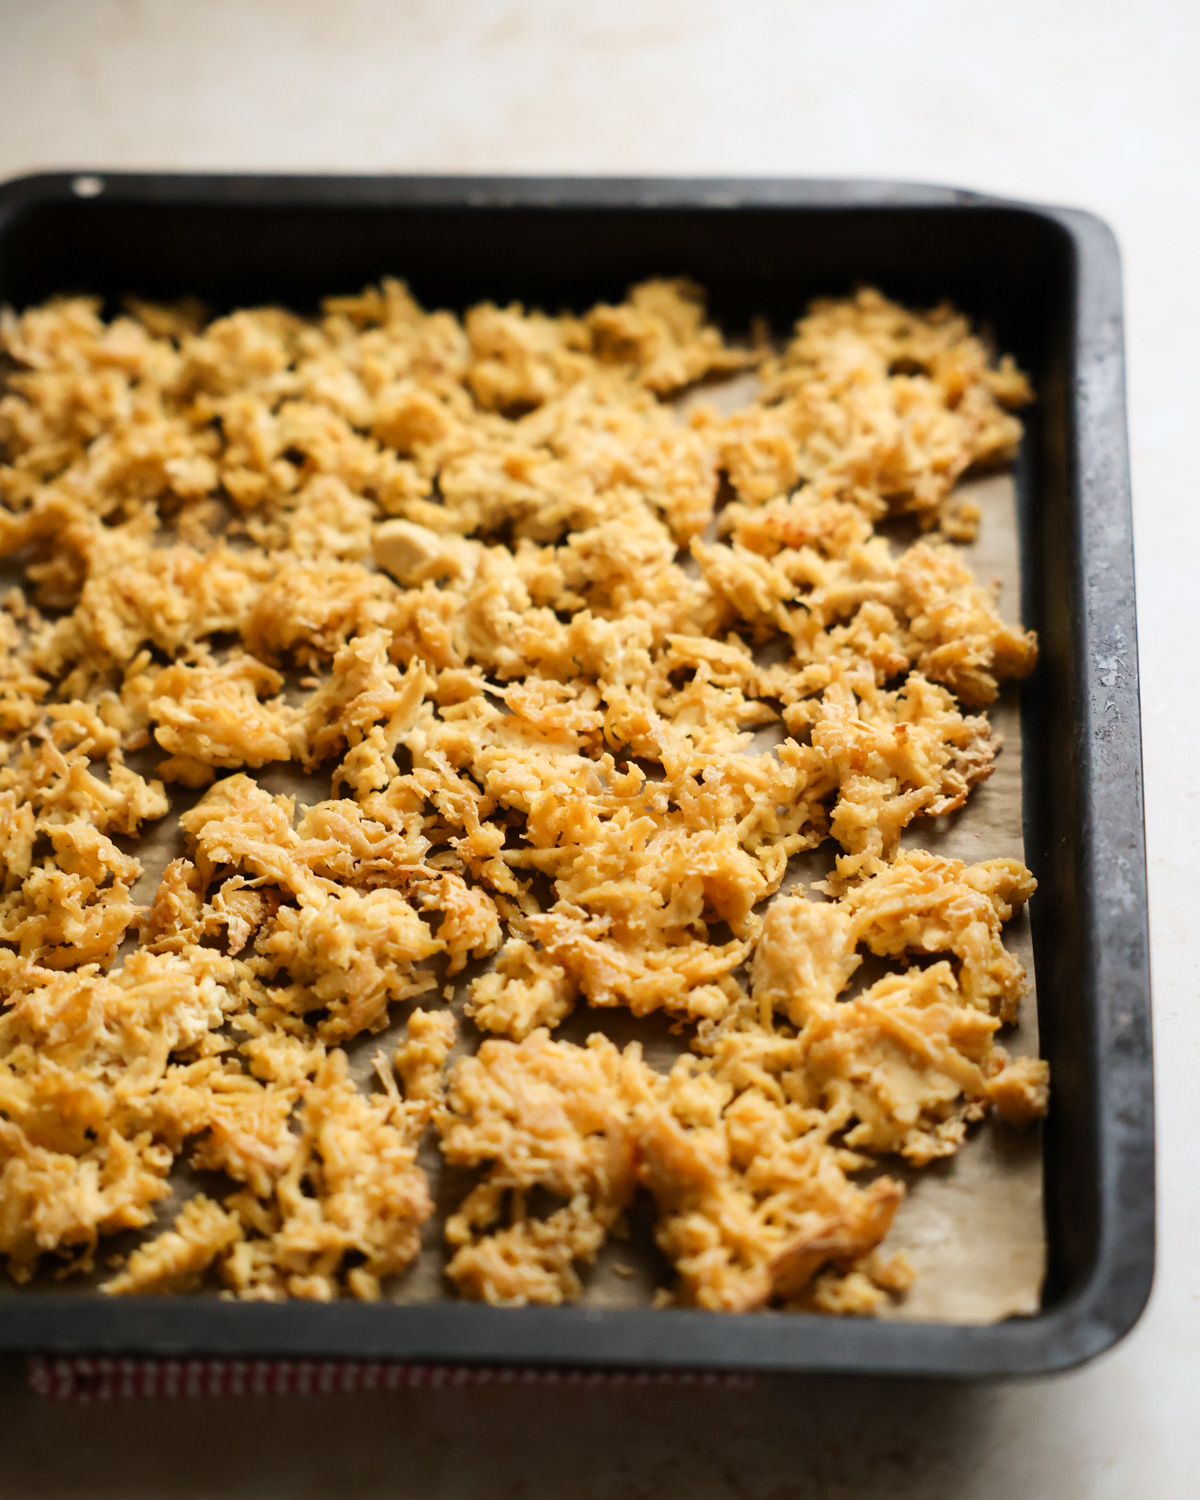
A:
[{"xmin": 27, "ymin": 1356, "xmax": 754, "ymax": 1400}]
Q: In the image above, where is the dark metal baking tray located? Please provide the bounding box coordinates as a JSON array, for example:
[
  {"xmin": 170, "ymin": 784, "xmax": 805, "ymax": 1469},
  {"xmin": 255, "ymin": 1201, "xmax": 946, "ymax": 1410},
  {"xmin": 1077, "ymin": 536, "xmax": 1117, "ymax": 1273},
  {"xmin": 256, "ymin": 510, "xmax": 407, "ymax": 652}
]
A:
[{"xmin": 0, "ymin": 172, "xmax": 1153, "ymax": 1376}]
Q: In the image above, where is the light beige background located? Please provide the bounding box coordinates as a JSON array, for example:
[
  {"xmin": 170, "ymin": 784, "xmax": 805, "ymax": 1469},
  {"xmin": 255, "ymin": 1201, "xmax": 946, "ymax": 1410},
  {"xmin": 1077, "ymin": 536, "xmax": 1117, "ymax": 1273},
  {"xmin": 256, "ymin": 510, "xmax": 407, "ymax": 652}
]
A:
[{"xmin": 0, "ymin": 2, "xmax": 1194, "ymax": 1496}]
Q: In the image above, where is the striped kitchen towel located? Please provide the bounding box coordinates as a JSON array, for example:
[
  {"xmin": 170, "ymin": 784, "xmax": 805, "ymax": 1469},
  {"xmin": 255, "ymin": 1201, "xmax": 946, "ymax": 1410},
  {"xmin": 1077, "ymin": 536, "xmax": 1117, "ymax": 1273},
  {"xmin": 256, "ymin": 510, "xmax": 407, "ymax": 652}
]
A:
[{"xmin": 27, "ymin": 1356, "xmax": 754, "ymax": 1400}]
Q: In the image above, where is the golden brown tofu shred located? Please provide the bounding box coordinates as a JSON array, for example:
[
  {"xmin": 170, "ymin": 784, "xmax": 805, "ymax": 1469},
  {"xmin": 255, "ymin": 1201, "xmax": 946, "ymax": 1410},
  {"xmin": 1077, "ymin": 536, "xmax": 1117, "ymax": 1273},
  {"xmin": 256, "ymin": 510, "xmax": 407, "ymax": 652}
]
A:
[{"xmin": 0, "ymin": 277, "xmax": 1045, "ymax": 1309}]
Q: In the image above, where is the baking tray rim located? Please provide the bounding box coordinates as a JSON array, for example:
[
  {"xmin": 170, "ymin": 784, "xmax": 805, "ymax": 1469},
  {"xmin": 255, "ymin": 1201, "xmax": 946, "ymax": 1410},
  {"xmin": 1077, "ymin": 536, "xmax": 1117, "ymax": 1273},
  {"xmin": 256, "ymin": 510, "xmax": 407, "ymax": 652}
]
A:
[{"xmin": 0, "ymin": 170, "xmax": 1154, "ymax": 1378}]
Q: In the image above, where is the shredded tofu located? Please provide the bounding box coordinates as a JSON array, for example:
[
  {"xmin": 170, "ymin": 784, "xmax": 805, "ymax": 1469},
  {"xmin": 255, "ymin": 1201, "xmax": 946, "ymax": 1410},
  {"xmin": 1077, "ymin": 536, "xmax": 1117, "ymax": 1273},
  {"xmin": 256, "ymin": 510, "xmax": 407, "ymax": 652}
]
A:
[{"xmin": 0, "ymin": 277, "xmax": 1045, "ymax": 1311}]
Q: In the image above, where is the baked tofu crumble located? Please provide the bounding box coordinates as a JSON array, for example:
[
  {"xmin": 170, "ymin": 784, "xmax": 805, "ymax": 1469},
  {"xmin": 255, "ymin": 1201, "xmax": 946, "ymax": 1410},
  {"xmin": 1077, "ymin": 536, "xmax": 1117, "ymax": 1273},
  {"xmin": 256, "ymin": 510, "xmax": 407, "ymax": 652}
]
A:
[{"xmin": 0, "ymin": 278, "xmax": 1045, "ymax": 1309}]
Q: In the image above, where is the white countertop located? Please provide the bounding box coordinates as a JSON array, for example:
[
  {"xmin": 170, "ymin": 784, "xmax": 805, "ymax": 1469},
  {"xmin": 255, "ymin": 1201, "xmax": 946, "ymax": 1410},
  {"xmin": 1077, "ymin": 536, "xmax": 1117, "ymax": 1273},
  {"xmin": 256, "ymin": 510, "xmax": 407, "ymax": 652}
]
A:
[{"xmin": 0, "ymin": 2, "xmax": 1195, "ymax": 1495}]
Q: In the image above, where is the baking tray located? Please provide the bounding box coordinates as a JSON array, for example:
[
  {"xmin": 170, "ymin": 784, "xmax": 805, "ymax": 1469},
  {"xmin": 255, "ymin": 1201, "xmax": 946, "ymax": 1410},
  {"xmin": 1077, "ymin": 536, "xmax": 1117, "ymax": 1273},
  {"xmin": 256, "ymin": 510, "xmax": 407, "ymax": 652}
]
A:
[{"xmin": 0, "ymin": 172, "xmax": 1153, "ymax": 1377}]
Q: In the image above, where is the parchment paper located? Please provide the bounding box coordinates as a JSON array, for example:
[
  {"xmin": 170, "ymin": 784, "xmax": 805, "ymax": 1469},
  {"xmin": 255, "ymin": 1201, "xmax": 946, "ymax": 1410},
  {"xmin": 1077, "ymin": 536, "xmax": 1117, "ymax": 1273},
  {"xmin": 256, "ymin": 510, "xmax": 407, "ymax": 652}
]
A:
[
  {"xmin": 3, "ymin": 407, "xmax": 1045, "ymax": 1325},
  {"xmin": 879, "ymin": 470, "xmax": 1044, "ymax": 1323}
]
